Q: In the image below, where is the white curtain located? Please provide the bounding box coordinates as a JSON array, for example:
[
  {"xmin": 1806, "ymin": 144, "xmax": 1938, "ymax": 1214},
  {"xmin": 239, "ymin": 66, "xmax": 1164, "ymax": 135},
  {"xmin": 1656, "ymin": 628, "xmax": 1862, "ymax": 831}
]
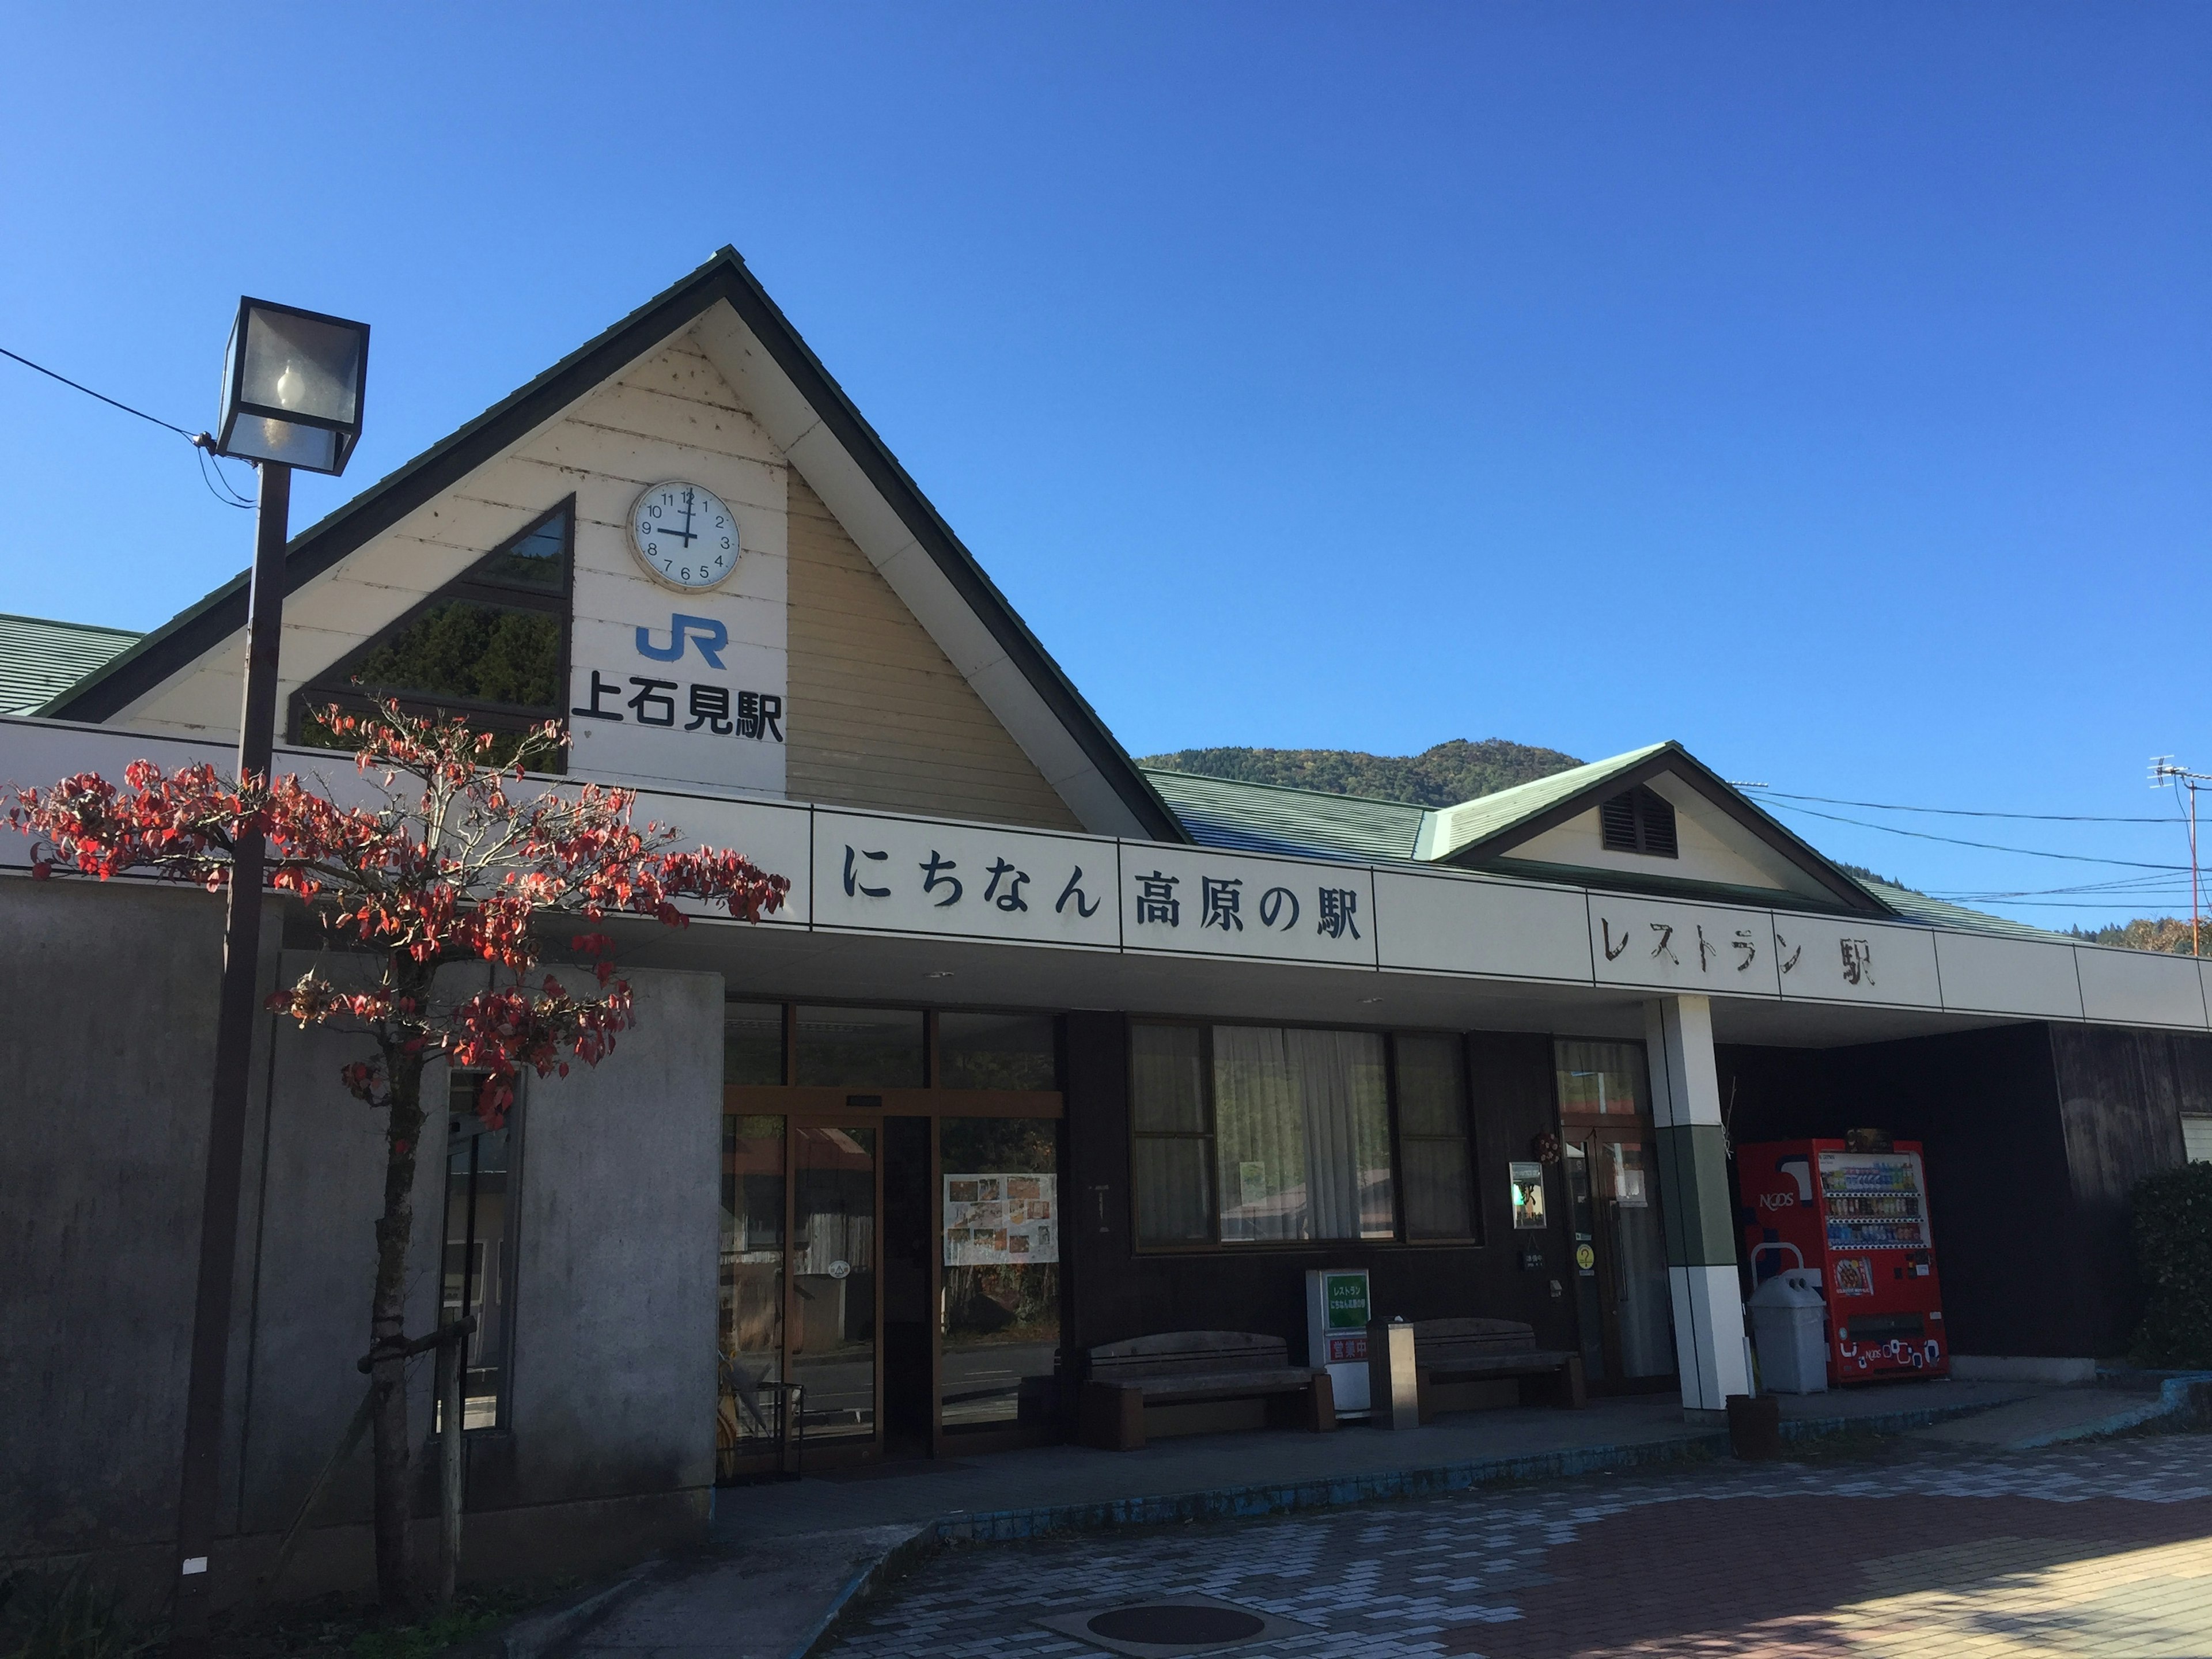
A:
[{"xmin": 1214, "ymin": 1027, "xmax": 1392, "ymax": 1241}]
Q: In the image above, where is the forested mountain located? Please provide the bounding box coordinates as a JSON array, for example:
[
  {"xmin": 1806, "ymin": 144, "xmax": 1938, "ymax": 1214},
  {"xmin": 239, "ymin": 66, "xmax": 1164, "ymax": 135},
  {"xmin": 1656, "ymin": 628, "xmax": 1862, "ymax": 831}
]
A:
[{"xmin": 1137, "ymin": 738, "xmax": 1584, "ymax": 806}]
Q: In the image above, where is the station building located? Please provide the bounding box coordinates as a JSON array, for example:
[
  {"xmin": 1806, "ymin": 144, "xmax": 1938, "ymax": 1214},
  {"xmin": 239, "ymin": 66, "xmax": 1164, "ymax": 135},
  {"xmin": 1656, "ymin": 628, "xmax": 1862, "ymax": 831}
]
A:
[{"xmin": 6, "ymin": 249, "xmax": 2210, "ymax": 1598}]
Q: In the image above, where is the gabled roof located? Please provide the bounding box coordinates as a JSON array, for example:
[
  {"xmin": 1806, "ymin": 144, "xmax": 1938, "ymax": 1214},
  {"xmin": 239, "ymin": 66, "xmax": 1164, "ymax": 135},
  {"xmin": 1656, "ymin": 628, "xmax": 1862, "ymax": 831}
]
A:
[
  {"xmin": 1420, "ymin": 743, "xmax": 1671, "ymax": 858},
  {"xmin": 42, "ymin": 248, "xmax": 1184, "ymax": 843},
  {"xmin": 1430, "ymin": 738, "xmax": 1889, "ymax": 916},
  {"xmin": 0, "ymin": 613, "xmax": 142, "ymax": 715},
  {"xmin": 1143, "ymin": 767, "xmax": 1428, "ymax": 862}
]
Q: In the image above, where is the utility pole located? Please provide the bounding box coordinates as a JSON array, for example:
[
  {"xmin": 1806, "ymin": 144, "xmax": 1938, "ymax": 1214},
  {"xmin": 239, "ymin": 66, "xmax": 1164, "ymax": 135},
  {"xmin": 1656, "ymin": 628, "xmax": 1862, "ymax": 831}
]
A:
[{"xmin": 2150, "ymin": 758, "xmax": 2208, "ymax": 955}]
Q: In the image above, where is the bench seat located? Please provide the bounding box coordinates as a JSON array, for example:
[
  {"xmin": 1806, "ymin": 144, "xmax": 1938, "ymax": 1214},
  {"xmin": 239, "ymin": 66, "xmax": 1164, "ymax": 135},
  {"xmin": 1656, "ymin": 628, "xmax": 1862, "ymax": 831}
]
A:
[
  {"xmin": 1081, "ymin": 1331, "xmax": 1336, "ymax": 1450},
  {"xmin": 1412, "ymin": 1317, "xmax": 1586, "ymax": 1417}
]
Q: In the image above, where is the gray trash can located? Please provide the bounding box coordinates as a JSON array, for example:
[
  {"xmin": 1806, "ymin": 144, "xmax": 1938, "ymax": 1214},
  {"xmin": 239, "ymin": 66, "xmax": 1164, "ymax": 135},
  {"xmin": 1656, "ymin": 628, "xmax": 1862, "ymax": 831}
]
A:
[{"xmin": 1748, "ymin": 1270, "xmax": 1830, "ymax": 1395}]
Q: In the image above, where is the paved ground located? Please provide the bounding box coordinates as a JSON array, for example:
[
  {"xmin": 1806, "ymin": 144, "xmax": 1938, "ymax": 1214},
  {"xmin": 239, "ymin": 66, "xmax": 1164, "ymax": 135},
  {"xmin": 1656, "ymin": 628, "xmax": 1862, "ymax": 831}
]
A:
[
  {"xmin": 710, "ymin": 1380, "xmax": 2038, "ymax": 1543},
  {"xmin": 820, "ymin": 1434, "xmax": 2212, "ymax": 1658}
]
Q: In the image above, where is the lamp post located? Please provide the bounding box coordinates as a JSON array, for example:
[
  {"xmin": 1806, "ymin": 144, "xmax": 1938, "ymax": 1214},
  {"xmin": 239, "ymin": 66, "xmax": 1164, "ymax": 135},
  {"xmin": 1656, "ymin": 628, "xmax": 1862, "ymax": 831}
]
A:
[{"xmin": 171, "ymin": 298, "xmax": 368, "ymax": 1659}]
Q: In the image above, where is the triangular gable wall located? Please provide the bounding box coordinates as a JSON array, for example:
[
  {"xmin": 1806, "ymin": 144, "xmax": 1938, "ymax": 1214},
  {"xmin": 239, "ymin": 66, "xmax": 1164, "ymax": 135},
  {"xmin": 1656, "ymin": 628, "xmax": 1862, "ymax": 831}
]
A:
[
  {"xmin": 1436, "ymin": 744, "xmax": 1886, "ymax": 915},
  {"xmin": 1493, "ymin": 771, "xmax": 1836, "ymax": 902},
  {"xmin": 52, "ymin": 254, "xmax": 1172, "ymax": 836}
]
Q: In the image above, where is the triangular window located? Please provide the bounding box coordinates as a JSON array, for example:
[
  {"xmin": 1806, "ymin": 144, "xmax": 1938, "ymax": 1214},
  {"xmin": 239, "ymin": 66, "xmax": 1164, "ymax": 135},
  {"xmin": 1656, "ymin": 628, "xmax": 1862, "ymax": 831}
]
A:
[{"xmin": 290, "ymin": 499, "xmax": 574, "ymax": 767}]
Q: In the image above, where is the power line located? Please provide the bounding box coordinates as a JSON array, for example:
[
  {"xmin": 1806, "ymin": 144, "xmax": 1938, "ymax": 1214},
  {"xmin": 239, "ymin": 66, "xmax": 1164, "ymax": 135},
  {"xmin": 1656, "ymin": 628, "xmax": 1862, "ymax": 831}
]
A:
[
  {"xmin": 1743, "ymin": 785, "xmax": 2169, "ymax": 824},
  {"xmin": 1760, "ymin": 798, "xmax": 2189, "ymax": 870},
  {"xmin": 1, "ymin": 343, "xmax": 254, "ymax": 510}
]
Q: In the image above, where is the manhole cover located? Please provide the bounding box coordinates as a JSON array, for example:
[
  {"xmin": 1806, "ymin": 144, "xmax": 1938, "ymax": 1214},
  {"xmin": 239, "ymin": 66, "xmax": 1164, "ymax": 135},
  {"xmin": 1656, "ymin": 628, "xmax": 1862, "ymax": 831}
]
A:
[
  {"xmin": 1035, "ymin": 1593, "xmax": 1316, "ymax": 1657},
  {"xmin": 1087, "ymin": 1605, "xmax": 1267, "ymax": 1643}
]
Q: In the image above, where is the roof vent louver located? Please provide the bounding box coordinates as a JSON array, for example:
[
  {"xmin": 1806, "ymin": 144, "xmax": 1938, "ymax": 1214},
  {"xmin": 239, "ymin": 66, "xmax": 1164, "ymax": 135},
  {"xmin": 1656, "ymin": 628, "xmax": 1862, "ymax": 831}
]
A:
[{"xmin": 1600, "ymin": 786, "xmax": 1677, "ymax": 858}]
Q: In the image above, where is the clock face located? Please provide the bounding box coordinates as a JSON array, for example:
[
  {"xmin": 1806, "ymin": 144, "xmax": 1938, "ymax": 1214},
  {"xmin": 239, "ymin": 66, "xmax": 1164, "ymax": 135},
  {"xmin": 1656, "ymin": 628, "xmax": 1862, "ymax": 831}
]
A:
[{"xmin": 630, "ymin": 482, "xmax": 739, "ymax": 590}]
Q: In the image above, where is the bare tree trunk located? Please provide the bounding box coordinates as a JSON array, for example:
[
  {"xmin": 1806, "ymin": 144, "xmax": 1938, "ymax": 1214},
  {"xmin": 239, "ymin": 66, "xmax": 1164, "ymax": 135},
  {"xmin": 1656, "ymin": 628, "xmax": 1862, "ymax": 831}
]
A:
[{"xmin": 369, "ymin": 1037, "xmax": 430, "ymax": 1611}]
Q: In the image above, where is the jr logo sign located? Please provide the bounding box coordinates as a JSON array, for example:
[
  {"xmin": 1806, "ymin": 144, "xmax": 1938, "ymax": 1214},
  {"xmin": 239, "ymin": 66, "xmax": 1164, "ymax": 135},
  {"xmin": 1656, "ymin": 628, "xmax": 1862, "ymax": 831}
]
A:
[{"xmin": 635, "ymin": 613, "xmax": 729, "ymax": 668}]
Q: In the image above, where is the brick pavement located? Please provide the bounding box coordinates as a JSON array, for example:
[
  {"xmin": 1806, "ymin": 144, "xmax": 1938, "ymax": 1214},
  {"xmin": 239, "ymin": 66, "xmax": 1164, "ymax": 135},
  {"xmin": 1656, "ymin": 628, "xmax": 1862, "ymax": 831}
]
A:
[{"xmin": 820, "ymin": 1435, "xmax": 2212, "ymax": 1658}]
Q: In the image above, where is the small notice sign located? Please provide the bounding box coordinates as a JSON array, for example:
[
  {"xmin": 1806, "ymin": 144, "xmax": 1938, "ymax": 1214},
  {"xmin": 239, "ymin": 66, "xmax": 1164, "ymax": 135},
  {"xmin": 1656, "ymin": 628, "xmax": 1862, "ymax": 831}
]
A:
[{"xmin": 944, "ymin": 1173, "xmax": 1059, "ymax": 1266}]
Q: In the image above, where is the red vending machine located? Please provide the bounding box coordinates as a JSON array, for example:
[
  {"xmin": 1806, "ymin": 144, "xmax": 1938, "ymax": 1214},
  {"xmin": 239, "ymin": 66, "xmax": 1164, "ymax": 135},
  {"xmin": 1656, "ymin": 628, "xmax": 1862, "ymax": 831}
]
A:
[{"xmin": 1735, "ymin": 1138, "xmax": 1948, "ymax": 1384}]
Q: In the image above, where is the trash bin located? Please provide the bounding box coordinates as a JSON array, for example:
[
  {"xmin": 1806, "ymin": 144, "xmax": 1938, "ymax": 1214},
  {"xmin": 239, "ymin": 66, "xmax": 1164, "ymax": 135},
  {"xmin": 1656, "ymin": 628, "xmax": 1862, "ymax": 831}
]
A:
[{"xmin": 1748, "ymin": 1269, "xmax": 1829, "ymax": 1395}]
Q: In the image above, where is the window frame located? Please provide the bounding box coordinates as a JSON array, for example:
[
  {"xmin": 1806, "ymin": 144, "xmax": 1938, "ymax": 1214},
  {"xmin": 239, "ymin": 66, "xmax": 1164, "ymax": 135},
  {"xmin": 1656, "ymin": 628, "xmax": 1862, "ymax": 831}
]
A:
[
  {"xmin": 1126, "ymin": 1014, "xmax": 1483, "ymax": 1255},
  {"xmin": 289, "ymin": 497, "xmax": 577, "ymax": 763},
  {"xmin": 724, "ymin": 998, "xmax": 1068, "ymax": 1099},
  {"xmin": 441, "ymin": 1069, "xmax": 525, "ymax": 1435}
]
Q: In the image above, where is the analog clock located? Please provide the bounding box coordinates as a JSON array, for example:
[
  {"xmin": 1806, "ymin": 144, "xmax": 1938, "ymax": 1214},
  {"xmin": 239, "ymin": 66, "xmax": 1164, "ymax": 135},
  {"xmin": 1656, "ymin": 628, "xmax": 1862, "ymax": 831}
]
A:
[{"xmin": 629, "ymin": 481, "xmax": 740, "ymax": 590}]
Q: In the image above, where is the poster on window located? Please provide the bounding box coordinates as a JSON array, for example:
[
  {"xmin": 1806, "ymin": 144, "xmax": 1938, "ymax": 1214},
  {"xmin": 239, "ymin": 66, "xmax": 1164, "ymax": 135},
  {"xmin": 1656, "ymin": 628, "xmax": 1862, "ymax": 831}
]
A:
[{"xmin": 944, "ymin": 1173, "xmax": 1059, "ymax": 1266}]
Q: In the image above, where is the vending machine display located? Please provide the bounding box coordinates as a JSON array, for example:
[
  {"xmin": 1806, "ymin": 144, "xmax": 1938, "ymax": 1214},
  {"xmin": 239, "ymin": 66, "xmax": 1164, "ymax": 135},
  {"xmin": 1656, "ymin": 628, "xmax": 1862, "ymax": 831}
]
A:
[{"xmin": 1735, "ymin": 1139, "xmax": 1948, "ymax": 1385}]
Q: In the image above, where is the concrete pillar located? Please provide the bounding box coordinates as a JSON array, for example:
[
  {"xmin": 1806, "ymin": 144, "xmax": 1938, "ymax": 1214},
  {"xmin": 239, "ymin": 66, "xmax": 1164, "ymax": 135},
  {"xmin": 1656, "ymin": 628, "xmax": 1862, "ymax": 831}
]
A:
[{"xmin": 1644, "ymin": 994, "xmax": 1751, "ymax": 1420}]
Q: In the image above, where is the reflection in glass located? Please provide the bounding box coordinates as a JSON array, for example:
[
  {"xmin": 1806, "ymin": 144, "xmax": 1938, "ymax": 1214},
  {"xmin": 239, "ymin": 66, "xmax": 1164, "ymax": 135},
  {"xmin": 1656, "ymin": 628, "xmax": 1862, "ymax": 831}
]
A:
[
  {"xmin": 795, "ymin": 1007, "xmax": 925, "ymax": 1088},
  {"xmin": 1396, "ymin": 1032, "xmax": 1475, "ymax": 1238},
  {"xmin": 1607, "ymin": 1141, "xmax": 1674, "ymax": 1377},
  {"xmin": 938, "ymin": 1012, "xmax": 1059, "ymax": 1090},
  {"xmin": 1555, "ymin": 1040, "xmax": 1650, "ymax": 1116},
  {"xmin": 791, "ymin": 1124, "xmax": 877, "ymax": 1440},
  {"xmin": 725, "ymin": 1002, "xmax": 785, "ymax": 1085},
  {"xmin": 1563, "ymin": 1138, "xmax": 1607, "ymax": 1384},
  {"xmin": 940, "ymin": 1117, "xmax": 1060, "ymax": 1433},
  {"xmin": 1132, "ymin": 1024, "xmax": 1213, "ymax": 1244},
  {"xmin": 718, "ymin": 1115, "xmax": 786, "ymax": 1471},
  {"xmin": 442, "ymin": 1080, "xmax": 510, "ymax": 1431}
]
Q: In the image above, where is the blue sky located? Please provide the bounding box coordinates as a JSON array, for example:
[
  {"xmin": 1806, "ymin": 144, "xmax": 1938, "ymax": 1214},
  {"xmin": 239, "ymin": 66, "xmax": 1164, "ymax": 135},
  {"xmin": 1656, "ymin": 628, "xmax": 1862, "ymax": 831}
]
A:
[{"xmin": 3, "ymin": 5, "xmax": 2207, "ymax": 927}]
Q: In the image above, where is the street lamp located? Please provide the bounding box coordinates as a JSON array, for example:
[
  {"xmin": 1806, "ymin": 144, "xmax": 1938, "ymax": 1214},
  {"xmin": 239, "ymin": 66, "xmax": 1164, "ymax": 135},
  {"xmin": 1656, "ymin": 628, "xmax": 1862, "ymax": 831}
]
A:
[{"xmin": 171, "ymin": 298, "xmax": 368, "ymax": 1659}]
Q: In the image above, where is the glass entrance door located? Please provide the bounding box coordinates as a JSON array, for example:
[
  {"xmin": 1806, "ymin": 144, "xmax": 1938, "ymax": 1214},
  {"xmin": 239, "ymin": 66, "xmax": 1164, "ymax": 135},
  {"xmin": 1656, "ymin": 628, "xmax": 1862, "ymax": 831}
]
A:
[
  {"xmin": 1555, "ymin": 1041, "xmax": 1677, "ymax": 1392},
  {"xmin": 790, "ymin": 1124, "xmax": 878, "ymax": 1444},
  {"xmin": 937, "ymin": 1116, "xmax": 1062, "ymax": 1445}
]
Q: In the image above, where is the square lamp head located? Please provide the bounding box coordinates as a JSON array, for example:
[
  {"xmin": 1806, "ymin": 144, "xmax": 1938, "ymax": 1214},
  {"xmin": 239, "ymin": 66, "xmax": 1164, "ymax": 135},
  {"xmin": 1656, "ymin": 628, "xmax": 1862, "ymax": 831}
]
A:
[{"xmin": 214, "ymin": 297, "xmax": 369, "ymax": 475}]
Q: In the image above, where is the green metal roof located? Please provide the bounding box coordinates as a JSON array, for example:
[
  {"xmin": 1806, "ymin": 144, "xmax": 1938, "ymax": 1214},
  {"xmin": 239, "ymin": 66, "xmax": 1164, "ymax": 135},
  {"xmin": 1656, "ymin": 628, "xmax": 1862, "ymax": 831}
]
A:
[
  {"xmin": 1143, "ymin": 754, "xmax": 2071, "ymax": 942},
  {"xmin": 1423, "ymin": 743, "xmax": 1671, "ymax": 858},
  {"xmin": 1141, "ymin": 768, "xmax": 1428, "ymax": 862},
  {"xmin": 0, "ymin": 613, "xmax": 142, "ymax": 715}
]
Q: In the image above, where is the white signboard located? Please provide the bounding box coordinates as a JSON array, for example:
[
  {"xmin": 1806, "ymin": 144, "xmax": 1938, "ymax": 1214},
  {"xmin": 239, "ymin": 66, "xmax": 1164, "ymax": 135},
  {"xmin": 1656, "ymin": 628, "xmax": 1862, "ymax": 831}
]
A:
[
  {"xmin": 565, "ymin": 474, "xmax": 788, "ymax": 798},
  {"xmin": 1373, "ymin": 868, "xmax": 1592, "ymax": 983},
  {"xmin": 1588, "ymin": 895, "xmax": 1780, "ymax": 997},
  {"xmin": 810, "ymin": 810, "xmax": 1120, "ymax": 949},
  {"xmin": 1118, "ymin": 845, "xmax": 1378, "ymax": 968},
  {"xmin": 944, "ymin": 1173, "xmax": 1059, "ymax": 1266},
  {"xmin": 1772, "ymin": 915, "xmax": 1942, "ymax": 1009}
]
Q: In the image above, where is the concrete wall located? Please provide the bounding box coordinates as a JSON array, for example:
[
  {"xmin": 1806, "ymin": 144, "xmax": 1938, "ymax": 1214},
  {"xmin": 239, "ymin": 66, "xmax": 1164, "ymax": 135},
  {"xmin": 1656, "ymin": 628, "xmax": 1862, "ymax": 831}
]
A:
[
  {"xmin": 1, "ymin": 869, "xmax": 725, "ymax": 1601},
  {"xmin": 0, "ymin": 878, "xmax": 276, "ymax": 1570}
]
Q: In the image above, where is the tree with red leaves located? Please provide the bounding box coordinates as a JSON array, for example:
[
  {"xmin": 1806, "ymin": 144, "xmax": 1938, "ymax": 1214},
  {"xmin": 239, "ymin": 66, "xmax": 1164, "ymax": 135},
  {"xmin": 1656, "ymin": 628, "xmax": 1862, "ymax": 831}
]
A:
[{"xmin": 9, "ymin": 702, "xmax": 788, "ymax": 1607}]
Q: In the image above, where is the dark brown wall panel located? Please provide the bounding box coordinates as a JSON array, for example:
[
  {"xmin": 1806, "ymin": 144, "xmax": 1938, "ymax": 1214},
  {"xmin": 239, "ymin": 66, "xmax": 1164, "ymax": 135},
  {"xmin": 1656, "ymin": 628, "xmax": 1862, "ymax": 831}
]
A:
[{"xmin": 1061, "ymin": 1018, "xmax": 1575, "ymax": 1363}]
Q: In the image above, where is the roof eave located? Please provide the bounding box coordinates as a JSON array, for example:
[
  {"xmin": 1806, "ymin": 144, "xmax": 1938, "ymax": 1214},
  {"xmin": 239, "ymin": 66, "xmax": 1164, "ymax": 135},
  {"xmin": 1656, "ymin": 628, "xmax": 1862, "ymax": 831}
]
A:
[
  {"xmin": 1442, "ymin": 740, "xmax": 1891, "ymax": 918},
  {"xmin": 41, "ymin": 249, "xmax": 1184, "ymax": 842}
]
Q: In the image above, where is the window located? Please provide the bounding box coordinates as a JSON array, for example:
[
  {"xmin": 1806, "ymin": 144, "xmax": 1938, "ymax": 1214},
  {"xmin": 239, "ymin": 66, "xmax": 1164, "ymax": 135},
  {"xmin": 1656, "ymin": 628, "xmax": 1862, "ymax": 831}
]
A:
[
  {"xmin": 1132, "ymin": 1025, "xmax": 1213, "ymax": 1245},
  {"xmin": 1599, "ymin": 786, "xmax": 1678, "ymax": 858},
  {"xmin": 1134, "ymin": 1022, "xmax": 1461, "ymax": 1248},
  {"xmin": 1395, "ymin": 1033, "xmax": 1476, "ymax": 1238},
  {"xmin": 1215, "ymin": 1028, "xmax": 1392, "ymax": 1243},
  {"xmin": 794, "ymin": 1006, "xmax": 926, "ymax": 1088},
  {"xmin": 292, "ymin": 500, "xmax": 574, "ymax": 763},
  {"xmin": 2185, "ymin": 1116, "xmax": 2212, "ymax": 1163},
  {"xmin": 1556, "ymin": 1039, "xmax": 1650, "ymax": 1115},
  {"xmin": 442, "ymin": 1074, "xmax": 517, "ymax": 1430},
  {"xmin": 940, "ymin": 1012, "xmax": 1059, "ymax": 1090},
  {"xmin": 725, "ymin": 1002, "xmax": 785, "ymax": 1085}
]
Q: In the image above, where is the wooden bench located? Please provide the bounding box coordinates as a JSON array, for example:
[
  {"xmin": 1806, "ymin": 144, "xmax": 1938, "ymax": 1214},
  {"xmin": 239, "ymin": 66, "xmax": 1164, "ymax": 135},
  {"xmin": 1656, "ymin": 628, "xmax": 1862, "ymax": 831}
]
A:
[
  {"xmin": 1080, "ymin": 1331, "xmax": 1337, "ymax": 1450},
  {"xmin": 1412, "ymin": 1317, "xmax": 1586, "ymax": 1420}
]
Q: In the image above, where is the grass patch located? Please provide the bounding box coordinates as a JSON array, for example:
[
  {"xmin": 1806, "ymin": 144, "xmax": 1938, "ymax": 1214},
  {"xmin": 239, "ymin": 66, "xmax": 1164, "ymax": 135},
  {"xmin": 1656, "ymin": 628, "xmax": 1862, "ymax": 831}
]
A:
[{"xmin": 211, "ymin": 1581, "xmax": 572, "ymax": 1659}]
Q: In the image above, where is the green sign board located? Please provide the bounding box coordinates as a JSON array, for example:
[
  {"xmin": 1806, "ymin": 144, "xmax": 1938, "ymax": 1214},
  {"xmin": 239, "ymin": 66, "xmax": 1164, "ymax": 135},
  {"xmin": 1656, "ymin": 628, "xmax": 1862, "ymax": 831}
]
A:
[{"xmin": 1324, "ymin": 1271, "xmax": 1370, "ymax": 1330}]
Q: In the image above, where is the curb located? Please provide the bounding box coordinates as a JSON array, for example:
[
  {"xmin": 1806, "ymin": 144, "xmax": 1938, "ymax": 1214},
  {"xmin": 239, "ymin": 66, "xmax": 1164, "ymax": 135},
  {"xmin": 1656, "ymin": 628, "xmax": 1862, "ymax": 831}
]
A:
[
  {"xmin": 1777, "ymin": 1396, "xmax": 2029, "ymax": 1442},
  {"xmin": 931, "ymin": 1431, "xmax": 1731, "ymax": 1544},
  {"xmin": 787, "ymin": 1523, "xmax": 941, "ymax": 1659},
  {"xmin": 495, "ymin": 1559, "xmax": 659, "ymax": 1659},
  {"xmin": 2011, "ymin": 1373, "xmax": 2212, "ymax": 1449}
]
